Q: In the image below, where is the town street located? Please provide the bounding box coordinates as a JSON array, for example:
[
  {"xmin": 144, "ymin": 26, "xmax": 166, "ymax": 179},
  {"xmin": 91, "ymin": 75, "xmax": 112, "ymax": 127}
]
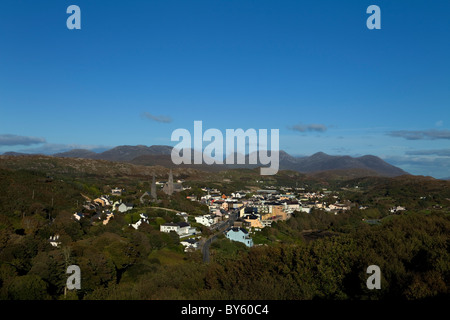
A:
[{"xmin": 201, "ymin": 212, "xmax": 237, "ymax": 262}]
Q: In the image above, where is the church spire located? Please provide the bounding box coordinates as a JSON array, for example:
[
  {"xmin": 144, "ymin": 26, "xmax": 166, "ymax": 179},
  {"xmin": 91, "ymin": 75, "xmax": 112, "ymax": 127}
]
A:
[
  {"xmin": 151, "ymin": 174, "xmax": 157, "ymax": 200},
  {"xmin": 167, "ymin": 169, "xmax": 174, "ymax": 195}
]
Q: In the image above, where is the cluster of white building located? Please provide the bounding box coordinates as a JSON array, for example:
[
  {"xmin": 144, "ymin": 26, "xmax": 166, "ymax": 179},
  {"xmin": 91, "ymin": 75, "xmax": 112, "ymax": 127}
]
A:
[{"xmin": 70, "ymin": 183, "xmax": 409, "ymax": 252}]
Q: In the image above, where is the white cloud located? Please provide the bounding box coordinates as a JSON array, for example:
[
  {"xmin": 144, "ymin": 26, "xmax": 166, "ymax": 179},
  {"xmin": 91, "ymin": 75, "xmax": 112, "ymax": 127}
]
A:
[
  {"xmin": 387, "ymin": 129, "xmax": 450, "ymax": 140},
  {"xmin": 288, "ymin": 123, "xmax": 327, "ymax": 133},
  {"xmin": 0, "ymin": 134, "xmax": 46, "ymax": 146},
  {"xmin": 141, "ymin": 112, "xmax": 172, "ymax": 123}
]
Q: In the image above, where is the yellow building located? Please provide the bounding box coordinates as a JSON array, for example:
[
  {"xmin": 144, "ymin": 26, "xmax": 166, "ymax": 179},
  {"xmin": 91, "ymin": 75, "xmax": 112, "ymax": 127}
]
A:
[
  {"xmin": 93, "ymin": 198, "xmax": 106, "ymax": 207},
  {"xmin": 244, "ymin": 214, "xmax": 264, "ymax": 229}
]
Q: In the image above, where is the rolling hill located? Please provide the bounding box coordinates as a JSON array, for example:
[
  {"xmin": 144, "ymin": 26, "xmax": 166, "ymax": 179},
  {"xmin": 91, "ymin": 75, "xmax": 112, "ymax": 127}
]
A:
[
  {"xmin": 280, "ymin": 152, "xmax": 408, "ymax": 177},
  {"xmin": 3, "ymin": 145, "xmax": 409, "ymax": 178}
]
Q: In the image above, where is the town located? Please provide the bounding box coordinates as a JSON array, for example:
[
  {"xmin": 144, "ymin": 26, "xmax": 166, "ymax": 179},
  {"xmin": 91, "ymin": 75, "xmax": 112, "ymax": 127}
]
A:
[{"xmin": 60, "ymin": 169, "xmax": 407, "ymax": 256}]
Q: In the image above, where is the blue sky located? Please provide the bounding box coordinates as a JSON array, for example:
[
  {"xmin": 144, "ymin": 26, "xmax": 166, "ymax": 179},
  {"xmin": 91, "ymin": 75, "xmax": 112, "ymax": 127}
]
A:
[{"xmin": 0, "ymin": 0, "xmax": 449, "ymax": 178}]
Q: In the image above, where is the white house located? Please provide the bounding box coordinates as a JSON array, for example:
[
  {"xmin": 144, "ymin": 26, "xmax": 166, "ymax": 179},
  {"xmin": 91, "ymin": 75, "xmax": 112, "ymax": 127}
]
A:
[
  {"xmin": 180, "ymin": 238, "xmax": 200, "ymax": 252},
  {"xmin": 112, "ymin": 201, "xmax": 121, "ymax": 211},
  {"xmin": 327, "ymin": 203, "xmax": 350, "ymax": 211},
  {"xmin": 195, "ymin": 214, "xmax": 219, "ymax": 227},
  {"xmin": 111, "ymin": 188, "xmax": 123, "ymax": 196},
  {"xmin": 49, "ymin": 234, "xmax": 61, "ymax": 247},
  {"xmin": 284, "ymin": 201, "xmax": 300, "ymax": 212},
  {"xmin": 73, "ymin": 212, "xmax": 84, "ymax": 221},
  {"xmin": 130, "ymin": 213, "xmax": 149, "ymax": 229},
  {"xmin": 101, "ymin": 196, "xmax": 111, "ymax": 206},
  {"xmin": 160, "ymin": 222, "xmax": 198, "ymax": 238},
  {"xmin": 299, "ymin": 207, "xmax": 311, "ymax": 214},
  {"xmin": 118, "ymin": 203, "xmax": 134, "ymax": 213},
  {"xmin": 231, "ymin": 192, "xmax": 246, "ymax": 199},
  {"xmin": 390, "ymin": 206, "xmax": 406, "ymax": 213},
  {"xmin": 176, "ymin": 212, "xmax": 189, "ymax": 222}
]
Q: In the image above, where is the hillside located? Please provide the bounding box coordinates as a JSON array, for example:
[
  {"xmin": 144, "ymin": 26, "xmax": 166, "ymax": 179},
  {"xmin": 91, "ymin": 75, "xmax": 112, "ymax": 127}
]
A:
[
  {"xmin": 0, "ymin": 151, "xmax": 449, "ymax": 302},
  {"xmin": 3, "ymin": 145, "xmax": 408, "ymax": 178},
  {"xmin": 89, "ymin": 145, "xmax": 173, "ymax": 162},
  {"xmin": 0, "ymin": 168, "xmax": 85, "ymax": 217},
  {"xmin": 53, "ymin": 149, "xmax": 98, "ymax": 158},
  {"xmin": 282, "ymin": 152, "xmax": 408, "ymax": 177},
  {"xmin": 2, "ymin": 145, "xmax": 410, "ymax": 181},
  {"xmin": 0, "ymin": 155, "xmax": 199, "ymax": 180}
]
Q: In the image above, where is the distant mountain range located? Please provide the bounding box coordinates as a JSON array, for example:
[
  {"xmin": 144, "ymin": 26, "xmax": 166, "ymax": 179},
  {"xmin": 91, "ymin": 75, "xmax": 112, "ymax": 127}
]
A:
[
  {"xmin": 3, "ymin": 151, "xmax": 38, "ymax": 156},
  {"xmin": 277, "ymin": 151, "xmax": 407, "ymax": 177},
  {"xmin": 54, "ymin": 145, "xmax": 173, "ymax": 161},
  {"xmin": 2, "ymin": 145, "xmax": 409, "ymax": 177}
]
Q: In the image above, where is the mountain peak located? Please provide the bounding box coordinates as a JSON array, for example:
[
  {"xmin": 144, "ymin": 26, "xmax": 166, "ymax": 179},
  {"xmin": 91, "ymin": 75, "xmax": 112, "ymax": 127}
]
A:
[
  {"xmin": 274, "ymin": 151, "xmax": 408, "ymax": 177},
  {"xmin": 5, "ymin": 145, "xmax": 408, "ymax": 178},
  {"xmin": 53, "ymin": 149, "xmax": 97, "ymax": 158},
  {"xmin": 311, "ymin": 151, "xmax": 329, "ymax": 157}
]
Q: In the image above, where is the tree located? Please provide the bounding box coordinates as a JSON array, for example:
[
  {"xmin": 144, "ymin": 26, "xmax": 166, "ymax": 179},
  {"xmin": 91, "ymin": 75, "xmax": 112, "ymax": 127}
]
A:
[
  {"xmin": 8, "ymin": 274, "xmax": 50, "ymax": 300},
  {"xmin": 29, "ymin": 250, "xmax": 66, "ymax": 296}
]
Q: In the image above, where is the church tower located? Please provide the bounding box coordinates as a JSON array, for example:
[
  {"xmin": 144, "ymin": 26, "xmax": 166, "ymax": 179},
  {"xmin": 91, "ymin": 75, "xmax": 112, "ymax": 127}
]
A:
[
  {"xmin": 151, "ymin": 174, "xmax": 157, "ymax": 200},
  {"xmin": 167, "ymin": 169, "xmax": 174, "ymax": 195},
  {"xmin": 163, "ymin": 169, "xmax": 174, "ymax": 196}
]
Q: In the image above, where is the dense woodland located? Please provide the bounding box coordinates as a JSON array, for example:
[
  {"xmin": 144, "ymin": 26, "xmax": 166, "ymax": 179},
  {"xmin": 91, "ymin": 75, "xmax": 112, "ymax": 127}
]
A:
[{"xmin": 0, "ymin": 166, "xmax": 449, "ymax": 300}]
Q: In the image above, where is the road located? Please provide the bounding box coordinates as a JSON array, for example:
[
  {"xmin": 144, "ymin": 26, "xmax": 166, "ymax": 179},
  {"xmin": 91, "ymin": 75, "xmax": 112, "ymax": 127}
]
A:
[
  {"xmin": 144, "ymin": 206, "xmax": 180, "ymax": 213},
  {"xmin": 202, "ymin": 235, "xmax": 216, "ymax": 263},
  {"xmin": 201, "ymin": 211, "xmax": 238, "ymax": 263}
]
